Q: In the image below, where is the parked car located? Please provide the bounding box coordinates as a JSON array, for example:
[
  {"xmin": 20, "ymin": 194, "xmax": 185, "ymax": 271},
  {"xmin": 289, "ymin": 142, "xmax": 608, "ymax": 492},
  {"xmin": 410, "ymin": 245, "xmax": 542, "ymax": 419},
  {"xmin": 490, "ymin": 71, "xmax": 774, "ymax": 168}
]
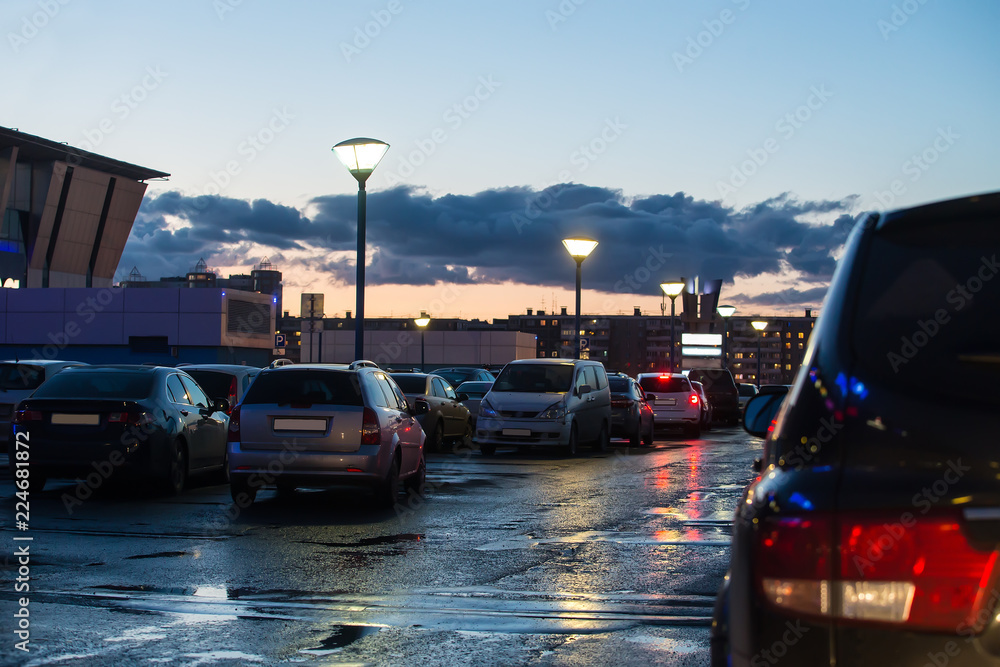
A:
[
  {"xmin": 476, "ymin": 359, "xmax": 612, "ymax": 456},
  {"xmin": 13, "ymin": 365, "xmax": 229, "ymax": 495},
  {"xmin": 228, "ymin": 365, "xmax": 427, "ymax": 506},
  {"xmin": 434, "ymin": 367, "xmax": 496, "ymax": 386},
  {"xmin": 690, "ymin": 380, "xmax": 713, "ymax": 432},
  {"xmin": 636, "ymin": 373, "xmax": 702, "ymax": 438},
  {"xmin": 454, "ymin": 380, "xmax": 493, "ymax": 430},
  {"xmin": 389, "ymin": 372, "xmax": 472, "ymax": 452},
  {"xmin": 711, "ymin": 191, "xmax": 1000, "ymax": 666},
  {"xmin": 736, "ymin": 382, "xmax": 758, "ymax": 411},
  {"xmin": 0, "ymin": 359, "xmax": 86, "ymax": 452},
  {"xmin": 180, "ymin": 364, "xmax": 261, "ymax": 415},
  {"xmin": 609, "ymin": 374, "xmax": 654, "ymax": 446},
  {"xmin": 686, "ymin": 368, "xmax": 740, "ymax": 425}
]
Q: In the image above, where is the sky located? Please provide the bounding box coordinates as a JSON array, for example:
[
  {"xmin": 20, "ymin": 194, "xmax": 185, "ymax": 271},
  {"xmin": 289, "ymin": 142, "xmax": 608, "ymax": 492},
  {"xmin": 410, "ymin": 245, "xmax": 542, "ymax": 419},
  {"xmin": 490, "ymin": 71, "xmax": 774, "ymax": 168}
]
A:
[{"xmin": 4, "ymin": 0, "xmax": 998, "ymax": 319}]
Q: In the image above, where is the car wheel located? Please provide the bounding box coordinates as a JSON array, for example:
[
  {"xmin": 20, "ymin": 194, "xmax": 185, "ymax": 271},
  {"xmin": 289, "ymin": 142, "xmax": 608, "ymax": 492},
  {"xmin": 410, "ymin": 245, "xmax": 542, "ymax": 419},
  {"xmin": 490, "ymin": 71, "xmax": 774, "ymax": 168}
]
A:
[
  {"xmin": 214, "ymin": 446, "xmax": 230, "ymax": 485},
  {"xmin": 564, "ymin": 423, "xmax": 579, "ymax": 457},
  {"xmin": 629, "ymin": 421, "xmax": 641, "ymax": 447},
  {"xmin": 686, "ymin": 423, "xmax": 702, "ymax": 439},
  {"xmin": 642, "ymin": 419, "xmax": 654, "ymax": 447},
  {"xmin": 163, "ymin": 439, "xmax": 188, "ymax": 496},
  {"xmin": 595, "ymin": 423, "xmax": 610, "ymax": 453},
  {"xmin": 230, "ymin": 476, "xmax": 257, "ymax": 505},
  {"xmin": 480, "ymin": 443, "xmax": 496, "ymax": 456},
  {"xmin": 376, "ymin": 455, "xmax": 401, "ymax": 509},
  {"xmin": 403, "ymin": 456, "xmax": 426, "ymax": 497},
  {"xmin": 457, "ymin": 420, "xmax": 474, "ymax": 451},
  {"xmin": 430, "ymin": 422, "xmax": 445, "ymax": 453}
]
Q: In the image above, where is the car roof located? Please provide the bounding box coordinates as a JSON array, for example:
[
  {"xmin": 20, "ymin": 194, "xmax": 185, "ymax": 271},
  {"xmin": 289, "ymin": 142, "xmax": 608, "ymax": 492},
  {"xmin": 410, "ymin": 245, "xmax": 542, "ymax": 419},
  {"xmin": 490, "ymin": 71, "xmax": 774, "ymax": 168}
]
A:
[
  {"xmin": 0, "ymin": 359, "xmax": 86, "ymax": 367},
  {"xmin": 180, "ymin": 364, "xmax": 261, "ymax": 372}
]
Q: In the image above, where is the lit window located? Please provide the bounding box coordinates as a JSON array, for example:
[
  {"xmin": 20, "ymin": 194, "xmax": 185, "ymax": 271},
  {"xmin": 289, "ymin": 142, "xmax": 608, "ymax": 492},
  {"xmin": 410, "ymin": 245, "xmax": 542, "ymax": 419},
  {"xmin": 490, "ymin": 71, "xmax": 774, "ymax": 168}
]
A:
[
  {"xmin": 798, "ymin": 333, "xmax": 805, "ymax": 339},
  {"xmin": 798, "ymin": 343, "xmax": 803, "ymax": 349},
  {"xmin": 785, "ymin": 343, "xmax": 791, "ymax": 349},
  {"xmin": 786, "ymin": 332, "xmax": 792, "ymax": 338}
]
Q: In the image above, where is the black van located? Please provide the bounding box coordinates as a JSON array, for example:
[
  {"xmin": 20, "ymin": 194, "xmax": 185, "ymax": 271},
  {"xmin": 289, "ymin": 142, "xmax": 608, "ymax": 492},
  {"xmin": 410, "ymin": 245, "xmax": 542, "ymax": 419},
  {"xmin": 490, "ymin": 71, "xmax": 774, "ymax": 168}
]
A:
[{"xmin": 686, "ymin": 368, "xmax": 740, "ymax": 425}]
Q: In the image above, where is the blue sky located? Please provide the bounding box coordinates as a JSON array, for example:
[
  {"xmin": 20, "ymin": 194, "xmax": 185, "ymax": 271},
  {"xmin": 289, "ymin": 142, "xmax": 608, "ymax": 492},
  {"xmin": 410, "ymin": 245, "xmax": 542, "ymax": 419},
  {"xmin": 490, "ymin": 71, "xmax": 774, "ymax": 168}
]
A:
[{"xmin": 4, "ymin": 0, "xmax": 998, "ymax": 318}]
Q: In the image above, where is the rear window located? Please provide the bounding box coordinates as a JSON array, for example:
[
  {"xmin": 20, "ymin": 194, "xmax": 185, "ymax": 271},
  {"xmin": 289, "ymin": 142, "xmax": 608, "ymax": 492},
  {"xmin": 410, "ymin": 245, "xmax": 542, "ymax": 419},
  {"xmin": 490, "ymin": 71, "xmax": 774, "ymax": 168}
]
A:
[
  {"xmin": 455, "ymin": 381, "xmax": 492, "ymax": 398},
  {"xmin": 0, "ymin": 364, "xmax": 45, "ymax": 391},
  {"xmin": 639, "ymin": 376, "xmax": 690, "ymax": 393},
  {"xmin": 608, "ymin": 377, "xmax": 630, "ymax": 392},
  {"xmin": 853, "ymin": 220, "xmax": 1000, "ymax": 404},
  {"xmin": 390, "ymin": 375, "xmax": 427, "ymax": 395},
  {"xmin": 437, "ymin": 370, "xmax": 472, "ymax": 385},
  {"xmin": 31, "ymin": 371, "xmax": 154, "ymax": 400},
  {"xmin": 183, "ymin": 370, "xmax": 233, "ymax": 398},
  {"xmin": 493, "ymin": 364, "xmax": 574, "ymax": 393},
  {"xmin": 243, "ymin": 370, "xmax": 363, "ymax": 406}
]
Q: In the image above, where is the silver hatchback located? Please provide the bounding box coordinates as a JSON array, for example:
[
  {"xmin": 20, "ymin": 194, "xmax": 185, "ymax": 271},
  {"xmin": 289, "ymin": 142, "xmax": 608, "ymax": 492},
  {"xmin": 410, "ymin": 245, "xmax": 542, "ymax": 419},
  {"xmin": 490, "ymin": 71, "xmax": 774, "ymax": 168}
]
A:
[{"xmin": 227, "ymin": 365, "xmax": 427, "ymax": 507}]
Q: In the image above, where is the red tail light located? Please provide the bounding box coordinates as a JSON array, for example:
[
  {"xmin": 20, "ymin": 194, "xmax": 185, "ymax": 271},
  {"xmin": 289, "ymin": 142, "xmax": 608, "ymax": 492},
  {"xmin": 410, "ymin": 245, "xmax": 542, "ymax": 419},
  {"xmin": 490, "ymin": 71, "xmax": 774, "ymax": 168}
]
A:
[
  {"xmin": 689, "ymin": 393, "xmax": 699, "ymax": 406},
  {"xmin": 108, "ymin": 411, "xmax": 153, "ymax": 426},
  {"xmin": 226, "ymin": 377, "xmax": 238, "ymax": 415},
  {"xmin": 227, "ymin": 405, "xmax": 241, "ymax": 442},
  {"xmin": 361, "ymin": 407, "xmax": 380, "ymax": 446},
  {"xmin": 611, "ymin": 399, "xmax": 633, "ymax": 409},
  {"xmin": 12, "ymin": 409, "xmax": 42, "ymax": 424},
  {"xmin": 756, "ymin": 512, "xmax": 998, "ymax": 631}
]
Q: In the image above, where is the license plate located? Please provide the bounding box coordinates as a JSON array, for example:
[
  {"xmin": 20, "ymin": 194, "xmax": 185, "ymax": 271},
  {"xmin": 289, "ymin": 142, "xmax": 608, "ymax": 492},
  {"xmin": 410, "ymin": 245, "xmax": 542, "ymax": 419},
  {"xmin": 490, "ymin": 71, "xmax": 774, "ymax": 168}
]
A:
[
  {"xmin": 52, "ymin": 413, "xmax": 100, "ymax": 425},
  {"xmin": 663, "ymin": 398, "xmax": 676, "ymax": 406},
  {"xmin": 273, "ymin": 418, "xmax": 327, "ymax": 431},
  {"xmin": 503, "ymin": 428, "xmax": 531, "ymax": 436}
]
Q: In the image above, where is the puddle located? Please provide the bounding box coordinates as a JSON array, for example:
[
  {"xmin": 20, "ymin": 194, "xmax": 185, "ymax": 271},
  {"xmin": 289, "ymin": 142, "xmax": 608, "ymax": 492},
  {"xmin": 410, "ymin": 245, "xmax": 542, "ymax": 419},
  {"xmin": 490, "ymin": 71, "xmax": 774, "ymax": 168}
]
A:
[
  {"xmin": 296, "ymin": 533, "xmax": 424, "ymax": 548},
  {"xmin": 124, "ymin": 551, "xmax": 191, "ymax": 560},
  {"xmin": 299, "ymin": 625, "xmax": 381, "ymax": 656},
  {"xmin": 477, "ymin": 530, "xmax": 730, "ymax": 551},
  {"xmin": 626, "ymin": 636, "xmax": 704, "ymax": 654}
]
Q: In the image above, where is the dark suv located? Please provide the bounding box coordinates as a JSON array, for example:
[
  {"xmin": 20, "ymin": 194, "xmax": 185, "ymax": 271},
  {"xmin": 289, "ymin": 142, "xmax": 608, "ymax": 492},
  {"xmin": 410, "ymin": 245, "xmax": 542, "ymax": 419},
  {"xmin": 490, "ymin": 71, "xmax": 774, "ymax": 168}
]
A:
[
  {"xmin": 687, "ymin": 368, "xmax": 740, "ymax": 425},
  {"xmin": 712, "ymin": 192, "xmax": 1000, "ymax": 665}
]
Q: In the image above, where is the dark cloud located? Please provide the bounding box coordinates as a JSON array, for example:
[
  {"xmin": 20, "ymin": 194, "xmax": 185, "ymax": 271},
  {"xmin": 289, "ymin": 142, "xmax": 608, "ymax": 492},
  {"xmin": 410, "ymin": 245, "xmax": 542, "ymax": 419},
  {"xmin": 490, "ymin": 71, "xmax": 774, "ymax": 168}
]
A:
[
  {"xmin": 731, "ymin": 286, "xmax": 830, "ymax": 307},
  {"xmin": 120, "ymin": 184, "xmax": 861, "ymax": 307}
]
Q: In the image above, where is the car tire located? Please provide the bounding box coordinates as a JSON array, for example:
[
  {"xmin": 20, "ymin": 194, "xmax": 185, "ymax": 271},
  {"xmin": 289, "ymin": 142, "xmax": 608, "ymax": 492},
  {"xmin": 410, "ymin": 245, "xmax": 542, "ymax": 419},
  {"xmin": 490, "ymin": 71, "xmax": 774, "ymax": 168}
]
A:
[
  {"xmin": 403, "ymin": 456, "xmax": 426, "ymax": 497},
  {"xmin": 480, "ymin": 443, "xmax": 496, "ymax": 456},
  {"xmin": 214, "ymin": 447, "xmax": 230, "ymax": 485},
  {"xmin": 230, "ymin": 477, "xmax": 257, "ymax": 505},
  {"xmin": 455, "ymin": 420, "xmax": 473, "ymax": 453},
  {"xmin": 595, "ymin": 423, "xmax": 610, "ymax": 453},
  {"xmin": 629, "ymin": 422, "xmax": 641, "ymax": 447},
  {"xmin": 642, "ymin": 420, "xmax": 654, "ymax": 447},
  {"xmin": 686, "ymin": 423, "xmax": 702, "ymax": 439},
  {"xmin": 430, "ymin": 422, "xmax": 444, "ymax": 453},
  {"xmin": 564, "ymin": 423, "xmax": 579, "ymax": 457},
  {"xmin": 163, "ymin": 439, "xmax": 188, "ymax": 496},
  {"xmin": 376, "ymin": 455, "xmax": 401, "ymax": 509}
]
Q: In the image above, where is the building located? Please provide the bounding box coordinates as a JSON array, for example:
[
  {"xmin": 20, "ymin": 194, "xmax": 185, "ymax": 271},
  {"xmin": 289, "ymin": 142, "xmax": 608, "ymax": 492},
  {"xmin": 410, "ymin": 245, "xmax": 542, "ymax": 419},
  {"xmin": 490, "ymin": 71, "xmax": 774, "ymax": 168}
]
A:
[
  {"xmin": 0, "ymin": 126, "xmax": 169, "ymax": 288},
  {"xmin": 727, "ymin": 312, "xmax": 816, "ymax": 385}
]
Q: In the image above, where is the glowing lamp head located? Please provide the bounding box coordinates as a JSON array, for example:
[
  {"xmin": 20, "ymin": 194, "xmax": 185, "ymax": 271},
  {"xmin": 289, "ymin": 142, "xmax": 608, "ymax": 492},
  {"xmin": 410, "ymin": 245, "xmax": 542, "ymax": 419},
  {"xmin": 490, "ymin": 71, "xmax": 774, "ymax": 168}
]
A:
[
  {"xmin": 562, "ymin": 238, "xmax": 598, "ymax": 260},
  {"xmin": 751, "ymin": 320, "xmax": 768, "ymax": 332},
  {"xmin": 414, "ymin": 317, "xmax": 431, "ymax": 328},
  {"xmin": 332, "ymin": 138, "xmax": 390, "ymax": 183},
  {"xmin": 718, "ymin": 305, "xmax": 736, "ymax": 318},
  {"xmin": 660, "ymin": 281, "xmax": 685, "ymax": 297}
]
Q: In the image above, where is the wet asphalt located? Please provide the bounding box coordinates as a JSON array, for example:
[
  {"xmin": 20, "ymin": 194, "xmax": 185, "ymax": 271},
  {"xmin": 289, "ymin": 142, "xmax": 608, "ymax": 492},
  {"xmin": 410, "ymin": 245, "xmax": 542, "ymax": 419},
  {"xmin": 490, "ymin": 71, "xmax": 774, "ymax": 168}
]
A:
[{"xmin": 0, "ymin": 426, "xmax": 761, "ymax": 666}]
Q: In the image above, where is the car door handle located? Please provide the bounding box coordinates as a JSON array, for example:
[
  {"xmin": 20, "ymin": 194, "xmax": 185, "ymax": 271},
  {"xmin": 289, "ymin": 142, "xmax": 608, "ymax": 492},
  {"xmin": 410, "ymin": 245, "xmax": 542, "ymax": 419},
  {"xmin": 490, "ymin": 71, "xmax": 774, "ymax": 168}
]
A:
[{"xmin": 179, "ymin": 409, "xmax": 190, "ymax": 416}]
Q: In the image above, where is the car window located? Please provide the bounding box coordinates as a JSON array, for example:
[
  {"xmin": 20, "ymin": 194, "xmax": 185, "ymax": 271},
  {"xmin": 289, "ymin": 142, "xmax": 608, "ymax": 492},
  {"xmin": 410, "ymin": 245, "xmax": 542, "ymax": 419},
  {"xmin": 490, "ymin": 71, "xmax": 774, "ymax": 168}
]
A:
[
  {"xmin": 386, "ymin": 377, "xmax": 409, "ymax": 410},
  {"xmin": 243, "ymin": 370, "xmax": 364, "ymax": 406},
  {"xmin": 391, "ymin": 375, "xmax": 427, "ymax": 395},
  {"xmin": 167, "ymin": 374, "xmax": 192, "ymax": 405},
  {"xmin": 375, "ymin": 373, "xmax": 406, "ymax": 410},
  {"xmin": 608, "ymin": 377, "xmax": 630, "ymax": 392},
  {"xmin": 0, "ymin": 364, "xmax": 45, "ymax": 390},
  {"xmin": 430, "ymin": 377, "xmax": 447, "ymax": 398},
  {"xmin": 442, "ymin": 381, "xmax": 457, "ymax": 400},
  {"xmin": 853, "ymin": 219, "xmax": 1000, "ymax": 405},
  {"xmin": 592, "ymin": 365, "xmax": 608, "ymax": 390},
  {"xmin": 180, "ymin": 376, "xmax": 211, "ymax": 409},
  {"xmin": 639, "ymin": 376, "xmax": 690, "ymax": 393},
  {"xmin": 363, "ymin": 374, "xmax": 389, "ymax": 408},
  {"xmin": 493, "ymin": 364, "xmax": 574, "ymax": 393},
  {"xmin": 183, "ymin": 370, "xmax": 232, "ymax": 399}
]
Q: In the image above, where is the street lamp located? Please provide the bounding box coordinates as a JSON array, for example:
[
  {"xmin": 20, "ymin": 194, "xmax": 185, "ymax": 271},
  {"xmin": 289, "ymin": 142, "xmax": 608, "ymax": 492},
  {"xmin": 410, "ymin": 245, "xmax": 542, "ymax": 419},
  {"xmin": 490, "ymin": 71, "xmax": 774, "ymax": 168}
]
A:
[
  {"xmin": 660, "ymin": 281, "xmax": 685, "ymax": 372},
  {"xmin": 415, "ymin": 313, "xmax": 430, "ymax": 372},
  {"xmin": 751, "ymin": 320, "xmax": 768, "ymax": 388},
  {"xmin": 562, "ymin": 238, "xmax": 598, "ymax": 359},
  {"xmin": 717, "ymin": 305, "xmax": 736, "ymax": 370},
  {"xmin": 332, "ymin": 137, "xmax": 390, "ymax": 361}
]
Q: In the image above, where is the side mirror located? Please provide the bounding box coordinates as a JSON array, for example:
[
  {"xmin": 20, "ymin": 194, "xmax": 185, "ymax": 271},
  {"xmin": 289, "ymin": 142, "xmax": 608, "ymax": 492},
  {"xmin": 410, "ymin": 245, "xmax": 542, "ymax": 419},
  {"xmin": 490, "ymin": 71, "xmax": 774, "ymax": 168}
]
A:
[
  {"xmin": 576, "ymin": 384, "xmax": 592, "ymax": 397},
  {"xmin": 457, "ymin": 393, "xmax": 469, "ymax": 402},
  {"xmin": 743, "ymin": 392, "xmax": 787, "ymax": 438},
  {"xmin": 413, "ymin": 398, "xmax": 430, "ymax": 416},
  {"xmin": 215, "ymin": 398, "xmax": 231, "ymax": 414}
]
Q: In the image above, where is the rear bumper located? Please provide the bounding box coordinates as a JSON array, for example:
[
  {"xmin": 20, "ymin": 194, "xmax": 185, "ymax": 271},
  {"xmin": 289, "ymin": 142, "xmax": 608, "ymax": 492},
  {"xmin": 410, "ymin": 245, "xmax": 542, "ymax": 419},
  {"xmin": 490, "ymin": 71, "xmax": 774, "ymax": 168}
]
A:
[{"xmin": 228, "ymin": 441, "xmax": 387, "ymax": 487}]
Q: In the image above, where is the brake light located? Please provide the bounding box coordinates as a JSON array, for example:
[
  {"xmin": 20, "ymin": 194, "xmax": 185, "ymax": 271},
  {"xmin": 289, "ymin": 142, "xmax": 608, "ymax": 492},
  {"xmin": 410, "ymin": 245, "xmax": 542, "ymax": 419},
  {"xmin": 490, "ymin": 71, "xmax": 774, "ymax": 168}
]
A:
[
  {"xmin": 226, "ymin": 377, "xmax": 238, "ymax": 415},
  {"xmin": 361, "ymin": 407, "xmax": 380, "ymax": 446},
  {"xmin": 108, "ymin": 411, "xmax": 154, "ymax": 426},
  {"xmin": 12, "ymin": 409, "xmax": 42, "ymax": 424},
  {"xmin": 689, "ymin": 393, "xmax": 699, "ymax": 406},
  {"xmin": 659, "ymin": 374, "xmax": 671, "ymax": 379},
  {"xmin": 756, "ymin": 512, "xmax": 998, "ymax": 631},
  {"xmin": 227, "ymin": 405, "xmax": 241, "ymax": 442}
]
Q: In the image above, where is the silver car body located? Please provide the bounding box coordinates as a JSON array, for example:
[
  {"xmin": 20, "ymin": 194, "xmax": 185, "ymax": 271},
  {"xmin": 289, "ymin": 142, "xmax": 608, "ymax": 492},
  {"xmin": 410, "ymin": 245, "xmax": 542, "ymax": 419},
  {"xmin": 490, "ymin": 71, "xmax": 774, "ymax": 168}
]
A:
[{"xmin": 0, "ymin": 359, "xmax": 86, "ymax": 446}]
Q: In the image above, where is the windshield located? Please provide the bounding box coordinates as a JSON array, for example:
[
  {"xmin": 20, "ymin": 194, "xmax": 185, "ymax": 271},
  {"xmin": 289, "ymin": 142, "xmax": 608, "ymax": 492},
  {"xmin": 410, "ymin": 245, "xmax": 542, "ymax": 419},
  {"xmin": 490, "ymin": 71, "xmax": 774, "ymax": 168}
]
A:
[
  {"xmin": 31, "ymin": 371, "xmax": 154, "ymax": 400},
  {"xmin": 493, "ymin": 364, "xmax": 574, "ymax": 393},
  {"xmin": 852, "ymin": 219, "xmax": 1000, "ymax": 405},
  {"xmin": 0, "ymin": 364, "xmax": 46, "ymax": 391}
]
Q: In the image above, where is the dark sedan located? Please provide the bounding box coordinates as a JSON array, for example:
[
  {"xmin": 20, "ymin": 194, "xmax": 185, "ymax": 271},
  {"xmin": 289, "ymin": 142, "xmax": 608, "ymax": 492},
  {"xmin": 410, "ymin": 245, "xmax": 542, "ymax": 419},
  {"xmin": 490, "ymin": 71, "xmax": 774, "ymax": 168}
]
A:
[
  {"xmin": 390, "ymin": 372, "xmax": 471, "ymax": 452},
  {"xmin": 608, "ymin": 375, "xmax": 654, "ymax": 446},
  {"xmin": 13, "ymin": 365, "xmax": 229, "ymax": 495}
]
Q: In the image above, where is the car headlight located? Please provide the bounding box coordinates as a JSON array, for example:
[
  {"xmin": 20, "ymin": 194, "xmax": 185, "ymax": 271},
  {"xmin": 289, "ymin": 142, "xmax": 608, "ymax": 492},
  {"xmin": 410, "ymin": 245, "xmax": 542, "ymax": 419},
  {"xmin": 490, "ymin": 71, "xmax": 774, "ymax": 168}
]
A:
[
  {"xmin": 538, "ymin": 401, "xmax": 566, "ymax": 420},
  {"xmin": 479, "ymin": 398, "xmax": 498, "ymax": 418}
]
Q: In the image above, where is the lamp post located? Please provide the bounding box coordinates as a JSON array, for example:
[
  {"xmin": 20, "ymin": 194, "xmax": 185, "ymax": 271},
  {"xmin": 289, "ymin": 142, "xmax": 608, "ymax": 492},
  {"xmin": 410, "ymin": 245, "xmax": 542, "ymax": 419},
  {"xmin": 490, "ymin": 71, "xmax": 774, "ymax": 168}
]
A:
[
  {"xmin": 751, "ymin": 320, "xmax": 768, "ymax": 388},
  {"xmin": 717, "ymin": 305, "xmax": 736, "ymax": 370},
  {"xmin": 415, "ymin": 313, "xmax": 430, "ymax": 372},
  {"xmin": 562, "ymin": 238, "xmax": 598, "ymax": 359},
  {"xmin": 332, "ymin": 137, "xmax": 390, "ymax": 361},
  {"xmin": 660, "ymin": 281, "xmax": 685, "ymax": 372}
]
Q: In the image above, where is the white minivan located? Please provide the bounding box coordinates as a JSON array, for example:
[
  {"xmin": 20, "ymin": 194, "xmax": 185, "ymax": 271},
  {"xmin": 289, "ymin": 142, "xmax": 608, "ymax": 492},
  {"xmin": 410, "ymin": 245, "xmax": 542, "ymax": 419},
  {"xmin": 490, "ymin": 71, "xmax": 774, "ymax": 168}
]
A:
[{"xmin": 475, "ymin": 359, "xmax": 611, "ymax": 456}]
